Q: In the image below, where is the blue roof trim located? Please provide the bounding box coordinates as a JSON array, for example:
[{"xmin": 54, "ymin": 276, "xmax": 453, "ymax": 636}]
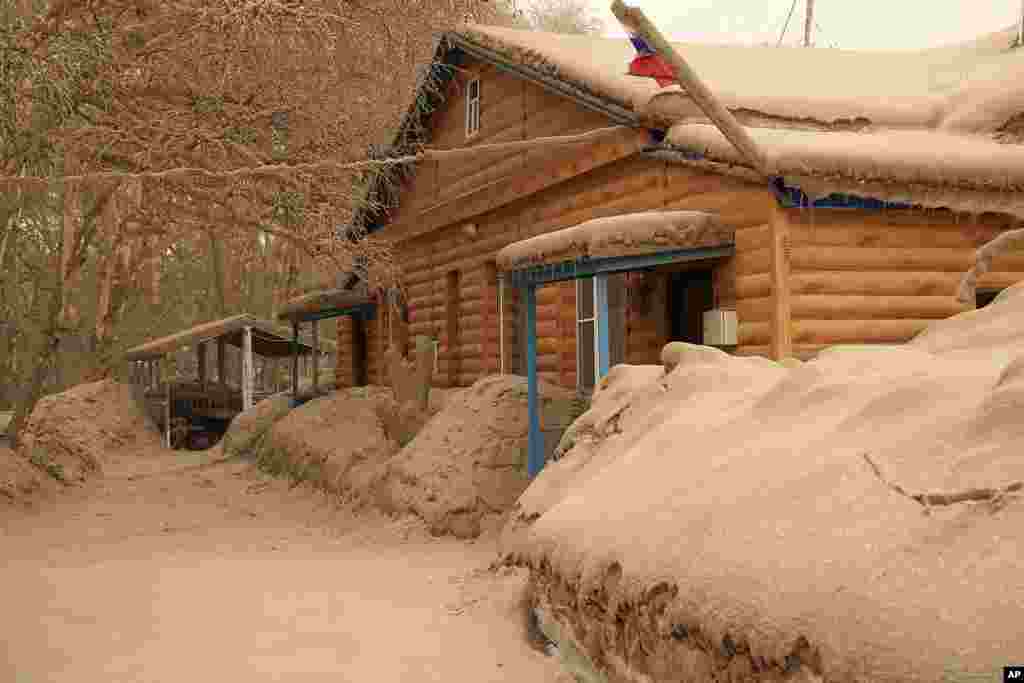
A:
[
  {"xmin": 770, "ymin": 176, "xmax": 916, "ymax": 210},
  {"xmin": 506, "ymin": 245, "xmax": 735, "ymax": 288}
]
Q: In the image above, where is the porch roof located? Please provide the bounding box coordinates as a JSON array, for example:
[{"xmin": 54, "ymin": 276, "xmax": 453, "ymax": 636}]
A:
[
  {"xmin": 276, "ymin": 288, "xmax": 376, "ymax": 324},
  {"xmin": 124, "ymin": 314, "xmax": 323, "ymax": 362},
  {"xmin": 495, "ymin": 210, "xmax": 734, "ymax": 285}
]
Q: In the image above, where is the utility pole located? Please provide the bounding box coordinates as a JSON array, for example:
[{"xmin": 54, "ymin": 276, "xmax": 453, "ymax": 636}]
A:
[
  {"xmin": 803, "ymin": 0, "xmax": 815, "ymax": 47},
  {"xmin": 1018, "ymin": 0, "xmax": 1023, "ymax": 47}
]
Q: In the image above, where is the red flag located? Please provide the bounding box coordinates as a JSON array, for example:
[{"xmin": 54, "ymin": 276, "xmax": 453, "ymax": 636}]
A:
[{"xmin": 625, "ymin": 33, "xmax": 677, "ymax": 88}]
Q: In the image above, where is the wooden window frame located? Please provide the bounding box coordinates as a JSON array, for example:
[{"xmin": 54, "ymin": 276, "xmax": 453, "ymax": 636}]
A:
[
  {"xmin": 465, "ymin": 77, "xmax": 481, "ymax": 139},
  {"xmin": 576, "ymin": 277, "xmax": 598, "ymax": 392}
]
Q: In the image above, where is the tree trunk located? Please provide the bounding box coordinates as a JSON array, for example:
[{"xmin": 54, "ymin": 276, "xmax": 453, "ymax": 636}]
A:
[{"xmin": 7, "ymin": 293, "xmax": 63, "ymax": 446}]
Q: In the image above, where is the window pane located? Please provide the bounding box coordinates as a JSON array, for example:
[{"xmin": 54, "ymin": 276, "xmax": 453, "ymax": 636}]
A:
[
  {"xmin": 578, "ymin": 319, "xmax": 595, "ymax": 391},
  {"xmin": 577, "ymin": 277, "xmax": 594, "ymax": 321}
]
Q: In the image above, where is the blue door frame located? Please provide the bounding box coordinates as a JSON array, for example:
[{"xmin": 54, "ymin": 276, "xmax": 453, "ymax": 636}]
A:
[{"xmin": 514, "ymin": 245, "xmax": 734, "ymax": 479}]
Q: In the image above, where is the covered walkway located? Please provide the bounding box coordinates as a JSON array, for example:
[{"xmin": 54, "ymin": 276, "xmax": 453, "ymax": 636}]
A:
[{"xmin": 495, "ymin": 211, "xmax": 733, "ymax": 478}]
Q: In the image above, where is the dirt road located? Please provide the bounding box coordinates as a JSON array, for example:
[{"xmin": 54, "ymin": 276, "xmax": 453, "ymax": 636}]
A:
[{"xmin": 0, "ymin": 454, "xmax": 566, "ymax": 683}]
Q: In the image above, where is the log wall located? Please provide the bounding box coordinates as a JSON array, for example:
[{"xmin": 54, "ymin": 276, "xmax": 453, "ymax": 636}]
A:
[{"xmin": 739, "ymin": 208, "xmax": 1024, "ymax": 358}]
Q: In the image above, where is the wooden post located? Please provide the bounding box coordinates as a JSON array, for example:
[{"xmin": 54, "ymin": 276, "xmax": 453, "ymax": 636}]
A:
[
  {"xmin": 217, "ymin": 338, "xmax": 227, "ymax": 386},
  {"xmin": 241, "ymin": 326, "xmax": 253, "ymax": 411},
  {"xmin": 291, "ymin": 322, "xmax": 300, "ymax": 399},
  {"xmin": 595, "ymin": 272, "xmax": 611, "ymax": 380},
  {"xmin": 524, "ymin": 284, "xmax": 543, "ymax": 479},
  {"xmin": 311, "ymin": 319, "xmax": 320, "ymax": 395},
  {"xmin": 610, "ymin": 0, "xmax": 767, "ymax": 176},
  {"xmin": 770, "ymin": 204, "xmax": 793, "ymax": 360},
  {"xmin": 197, "ymin": 341, "xmax": 207, "ymax": 389},
  {"xmin": 162, "ymin": 358, "xmax": 171, "ymax": 448}
]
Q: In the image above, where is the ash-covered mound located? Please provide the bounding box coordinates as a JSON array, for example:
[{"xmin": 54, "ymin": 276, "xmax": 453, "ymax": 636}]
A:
[
  {"xmin": 374, "ymin": 375, "xmax": 575, "ymax": 540},
  {"xmin": 503, "ymin": 283, "xmax": 1024, "ymax": 683},
  {"xmin": 12, "ymin": 380, "xmax": 161, "ymax": 488}
]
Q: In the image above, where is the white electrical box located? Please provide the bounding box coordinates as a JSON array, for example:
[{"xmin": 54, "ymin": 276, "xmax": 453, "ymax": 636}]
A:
[{"xmin": 703, "ymin": 309, "xmax": 737, "ymax": 346}]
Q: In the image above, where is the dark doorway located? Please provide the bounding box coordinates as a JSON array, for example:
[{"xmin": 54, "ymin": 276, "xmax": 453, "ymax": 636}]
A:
[
  {"xmin": 976, "ymin": 289, "xmax": 1002, "ymax": 309},
  {"xmin": 667, "ymin": 270, "xmax": 715, "ymax": 344},
  {"xmin": 352, "ymin": 316, "xmax": 369, "ymax": 387}
]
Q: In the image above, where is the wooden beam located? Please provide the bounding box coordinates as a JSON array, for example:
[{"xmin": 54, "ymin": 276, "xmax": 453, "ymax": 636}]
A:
[
  {"xmin": 770, "ymin": 204, "xmax": 794, "ymax": 360},
  {"xmin": 162, "ymin": 358, "xmax": 171, "ymax": 449},
  {"xmin": 610, "ymin": 0, "xmax": 767, "ymax": 176},
  {"xmin": 217, "ymin": 338, "xmax": 227, "ymax": 385},
  {"xmin": 197, "ymin": 341, "xmax": 207, "ymax": 388},
  {"xmin": 291, "ymin": 322, "xmax": 300, "ymax": 398},
  {"xmin": 390, "ymin": 127, "xmax": 649, "ymax": 243},
  {"xmin": 241, "ymin": 325, "xmax": 253, "ymax": 411},
  {"xmin": 311, "ymin": 319, "xmax": 320, "ymax": 395}
]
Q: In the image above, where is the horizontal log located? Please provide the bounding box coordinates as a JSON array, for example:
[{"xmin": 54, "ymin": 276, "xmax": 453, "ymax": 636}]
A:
[
  {"xmin": 734, "ymin": 344, "xmax": 824, "ymax": 360},
  {"xmin": 536, "ymin": 286, "xmax": 563, "ymax": 305},
  {"xmin": 664, "ymin": 188, "xmax": 775, "ymax": 230},
  {"xmin": 789, "ymin": 223, "xmax": 1005, "ymax": 250},
  {"xmin": 790, "ymin": 246, "xmax": 1024, "ymax": 272},
  {"xmin": 537, "ymin": 355, "xmax": 560, "ymax": 373},
  {"xmin": 788, "ymin": 269, "xmax": 1024, "ymax": 297},
  {"xmin": 738, "ymin": 321, "xmax": 771, "ymax": 346},
  {"xmin": 443, "ymin": 150, "xmax": 526, "ymax": 199},
  {"xmin": 402, "ymin": 269, "xmax": 437, "ymax": 288},
  {"xmin": 527, "ymin": 184, "xmax": 669, "ymax": 239},
  {"xmin": 434, "ymin": 233, "xmax": 517, "ymax": 269},
  {"xmin": 734, "ymin": 247, "xmax": 772, "ymax": 276},
  {"xmin": 401, "ymin": 127, "xmax": 649, "ymax": 241},
  {"xmin": 736, "ymin": 296, "xmax": 772, "ymax": 323},
  {"xmin": 533, "ymin": 160, "xmax": 663, "ymax": 224},
  {"xmin": 792, "ymin": 319, "xmax": 932, "ymax": 345},
  {"xmin": 734, "ymin": 223, "xmax": 772, "ymax": 251},
  {"xmin": 736, "ymin": 273, "xmax": 772, "ymax": 299},
  {"xmin": 785, "ymin": 206, "xmax": 1014, "ymax": 230},
  {"xmin": 791, "ymin": 295, "xmax": 970, "ymax": 320},
  {"xmin": 536, "ymin": 337, "xmax": 561, "ymax": 355}
]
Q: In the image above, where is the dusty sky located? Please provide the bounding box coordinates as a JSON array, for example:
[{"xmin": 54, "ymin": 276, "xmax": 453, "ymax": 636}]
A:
[{"xmin": 587, "ymin": 0, "xmax": 1023, "ymax": 50}]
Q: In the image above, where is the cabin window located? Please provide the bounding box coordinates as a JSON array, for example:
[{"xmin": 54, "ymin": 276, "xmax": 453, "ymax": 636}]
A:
[
  {"xmin": 576, "ymin": 278, "xmax": 597, "ymax": 393},
  {"xmin": 465, "ymin": 78, "xmax": 481, "ymax": 139}
]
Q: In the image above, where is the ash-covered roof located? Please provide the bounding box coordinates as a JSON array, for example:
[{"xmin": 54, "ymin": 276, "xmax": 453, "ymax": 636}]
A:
[{"xmin": 496, "ymin": 210, "xmax": 732, "ymax": 271}]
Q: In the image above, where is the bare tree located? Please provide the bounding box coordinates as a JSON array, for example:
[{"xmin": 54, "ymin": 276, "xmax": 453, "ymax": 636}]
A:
[
  {"xmin": 492, "ymin": 0, "xmax": 605, "ymax": 34},
  {"xmin": 0, "ymin": 0, "xmax": 504, "ymax": 442}
]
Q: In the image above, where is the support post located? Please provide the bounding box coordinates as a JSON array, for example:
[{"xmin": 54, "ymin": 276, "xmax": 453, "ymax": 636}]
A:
[
  {"xmin": 595, "ymin": 272, "xmax": 611, "ymax": 381},
  {"xmin": 524, "ymin": 284, "xmax": 544, "ymax": 479},
  {"xmin": 162, "ymin": 358, "xmax": 171, "ymax": 448},
  {"xmin": 217, "ymin": 338, "xmax": 227, "ymax": 386},
  {"xmin": 197, "ymin": 341, "xmax": 207, "ymax": 389},
  {"xmin": 611, "ymin": 0, "xmax": 767, "ymax": 175},
  {"xmin": 311, "ymin": 319, "xmax": 320, "ymax": 395},
  {"xmin": 769, "ymin": 204, "xmax": 793, "ymax": 360},
  {"xmin": 291, "ymin": 322, "xmax": 300, "ymax": 399},
  {"xmin": 241, "ymin": 325, "xmax": 253, "ymax": 411}
]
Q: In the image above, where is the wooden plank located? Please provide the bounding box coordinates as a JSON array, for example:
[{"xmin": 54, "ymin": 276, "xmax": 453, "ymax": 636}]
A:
[
  {"xmin": 770, "ymin": 205, "xmax": 793, "ymax": 360},
  {"xmin": 789, "ymin": 222, "xmax": 1006, "ymax": 249},
  {"xmin": 790, "ymin": 246, "xmax": 1024, "ymax": 272},
  {"xmin": 197, "ymin": 342, "xmax": 207, "ymax": 388},
  {"xmin": 734, "ymin": 223, "xmax": 772, "ymax": 251},
  {"xmin": 663, "ymin": 188, "xmax": 775, "ymax": 230},
  {"xmin": 393, "ymin": 127, "xmax": 648, "ymax": 243},
  {"xmin": 792, "ymin": 319, "xmax": 933, "ymax": 345},
  {"xmin": 311, "ymin": 320, "xmax": 319, "ymax": 394},
  {"xmin": 735, "ymin": 246, "xmax": 772, "ymax": 276},
  {"xmin": 241, "ymin": 326, "xmax": 253, "ymax": 411},
  {"xmin": 790, "ymin": 294, "xmax": 970, "ymax": 320}
]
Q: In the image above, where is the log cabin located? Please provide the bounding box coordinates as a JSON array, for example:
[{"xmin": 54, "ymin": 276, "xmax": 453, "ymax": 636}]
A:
[{"xmin": 311, "ymin": 23, "xmax": 1024, "ymax": 396}]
